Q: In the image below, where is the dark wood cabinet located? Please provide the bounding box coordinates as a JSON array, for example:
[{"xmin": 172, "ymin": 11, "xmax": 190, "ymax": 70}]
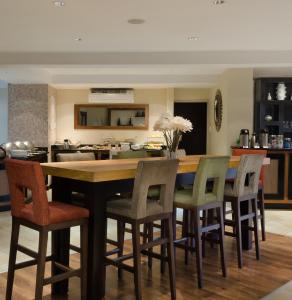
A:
[
  {"xmin": 254, "ymin": 78, "xmax": 292, "ymax": 208},
  {"xmin": 254, "ymin": 78, "xmax": 292, "ymax": 137}
]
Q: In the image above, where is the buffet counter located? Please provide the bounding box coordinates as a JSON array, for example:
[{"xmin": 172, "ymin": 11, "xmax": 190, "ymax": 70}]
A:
[{"xmin": 232, "ymin": 147, "xmax": 292, "ymax": 208}]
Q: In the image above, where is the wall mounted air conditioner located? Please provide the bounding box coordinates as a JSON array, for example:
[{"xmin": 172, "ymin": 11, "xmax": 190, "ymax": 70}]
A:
[{"xmin": 88, "ymin": 88, "xmax": 134, "ymax": 103}]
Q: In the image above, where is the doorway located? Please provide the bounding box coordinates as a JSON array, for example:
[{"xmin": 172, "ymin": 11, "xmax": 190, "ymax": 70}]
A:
[{"xmin": 174, "ymin": 102, "xmax": 207, "ymax": 155}]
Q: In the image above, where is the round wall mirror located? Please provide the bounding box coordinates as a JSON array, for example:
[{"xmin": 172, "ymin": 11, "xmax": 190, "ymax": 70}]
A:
[{"xmin": 214, "ymin": 89, "xmax": 223, "ymax": 132}]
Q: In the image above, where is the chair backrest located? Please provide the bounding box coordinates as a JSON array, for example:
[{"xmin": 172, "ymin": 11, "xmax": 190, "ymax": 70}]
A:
[
  {"xmin": 192, "ymin": 156, "xmax": 230, "ymax": 206},
  {"xmin": 116, "ymin": 150, "xmax": 148, "ymax": 159},
  {"xmin": 131, "ymin": 159, "xmax": 179, "ymax": 219},
  {"xmin": 232, "ymin": 148, "xmax": 267, "ymax": 183},
  {"xmin": 4, "ymin": 158, "xmax": 49, "ymax": 225},
  {"xmin": 162, "ymin": 149, "xmax": 186, "ymax": 158},
  {"xmin": 56, "ymin": 152, "xmax": 95, "ymax": 162},
  {"xmin": 232, "ymin": 154, "xmax": 264, "ymax": 197}
]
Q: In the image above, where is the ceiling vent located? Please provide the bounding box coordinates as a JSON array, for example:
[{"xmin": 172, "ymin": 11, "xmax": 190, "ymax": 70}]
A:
[{"xmin": 88, "ymin": 88, "xmax": 134, "ymax": 103}]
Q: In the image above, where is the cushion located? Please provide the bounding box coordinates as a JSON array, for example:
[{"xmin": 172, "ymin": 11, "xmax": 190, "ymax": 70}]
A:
[
  {"xmin": 20, "ymin": 201, "xmax": 89, "ymax": 225},
  {"xmin": 106, "ymin": 198, "xmax": 163, "ymax": 219}
]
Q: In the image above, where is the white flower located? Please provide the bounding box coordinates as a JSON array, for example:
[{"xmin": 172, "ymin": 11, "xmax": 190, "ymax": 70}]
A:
[
  {"xmin": 171, "ymin": 116, "xmax": 193, "ymax": 133},
  {"xmin": 153, "ymin": 113, "xmax": 173, "ymax": 131}
]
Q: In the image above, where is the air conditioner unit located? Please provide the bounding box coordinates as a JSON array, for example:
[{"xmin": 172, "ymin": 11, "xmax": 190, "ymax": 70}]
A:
[{"xmin": 88, "ymin": 88, "xmax": 134, "ymax": 103}]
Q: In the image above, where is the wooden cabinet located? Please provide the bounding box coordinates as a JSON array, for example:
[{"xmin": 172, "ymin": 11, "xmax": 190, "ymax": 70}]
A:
[
  {"xmin": 254, "ymin": 78, "xmax": 292, "ymax": 137},
  {"xmin": 74, "ymin": 104, "xmax": 149, "ymax": 130}
]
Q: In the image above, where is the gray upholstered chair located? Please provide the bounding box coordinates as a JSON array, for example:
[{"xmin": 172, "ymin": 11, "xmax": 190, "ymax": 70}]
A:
[
  {"xmin": 224, "ymin": 154, "xmax": 264, "ymax": 268},
  {"xmin": 105, "ymin": 159, "xmax": 179, "ymax": 300},
  {"xmin": 56, "ymin": 152, "xmax": 95, "ymax": 162},
  {"xmin": 174, "ymin": 156, "xmax": 230, "ymax": 289}
]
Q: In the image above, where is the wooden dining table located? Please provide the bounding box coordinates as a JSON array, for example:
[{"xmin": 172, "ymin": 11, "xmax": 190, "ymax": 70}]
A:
[{"xmin": 41, "ymin": 155, "xmax": 269, "ymax": 300}]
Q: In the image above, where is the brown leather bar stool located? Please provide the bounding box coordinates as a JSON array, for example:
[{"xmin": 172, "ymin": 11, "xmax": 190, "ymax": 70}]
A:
[
  {"xmin": 4, "ymin": 158, "xmax": 89, "ymax": 300},
  {"xmin": 173, "ymin": 156, "xmax": 230, "ymax": 289},
  {"xmin": 231, "ymin": 148, "xmax": 267, "ymax": 241},
  {"xmin": 224, "ymin": 154, "xmax": 264, "ymax": 268},
  {"xmin": 105, "ymin": 159, "xmax": 179, "ymax": 300}
]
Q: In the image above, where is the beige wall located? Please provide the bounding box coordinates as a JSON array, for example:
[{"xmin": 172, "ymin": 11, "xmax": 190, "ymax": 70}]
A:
[
  {"xmin": 55, "ymin": 88, "xmax": 174, "ymax": 144},
  {"xmin": 174, "ymin": 88, "xmax": 210, "ymax": 102},
  {"xmin": 207, "ymin": 68, "xmax": 254, "ymax": 155}
]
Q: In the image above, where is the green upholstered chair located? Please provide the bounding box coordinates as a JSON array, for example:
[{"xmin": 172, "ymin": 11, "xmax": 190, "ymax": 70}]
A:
[
  {"xmin": 106, "ymin": 159, "xmax": 179, "ymax": 300},
  {"xmin": 224, "ymin": 154, "xmax": 264, "ymax": 268},
  {"xmin": 174, "ymin": 156, "xmax": 230, "ymax": 288}
]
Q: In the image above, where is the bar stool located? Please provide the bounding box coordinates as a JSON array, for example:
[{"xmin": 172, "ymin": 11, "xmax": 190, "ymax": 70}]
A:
[
  {"xmin": 224, "ymin": 154, "xmax": 264, "ymax": 268},
  {"xmin": 231, "ymin": 148, "xmax": 267, "ymax": 241},
  {"xmin": 4, "ymin": 159, "xmax": 89, "ymax": 300},
  {"xmin": 173, "ymin": 156, "xmax": 230, "ymax": 289},
  {"xmin": 105, "ymin": 159, "xmax": 179, "ymax": 300}
]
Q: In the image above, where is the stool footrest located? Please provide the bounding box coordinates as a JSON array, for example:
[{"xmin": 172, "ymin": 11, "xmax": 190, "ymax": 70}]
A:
[
  {"xmin": 17, "ymin": 244, "xmax": 38, "ymax": 259},
  {"xmin": 43, "ymin": 268, "xmax": 81, "ymax": 285}
]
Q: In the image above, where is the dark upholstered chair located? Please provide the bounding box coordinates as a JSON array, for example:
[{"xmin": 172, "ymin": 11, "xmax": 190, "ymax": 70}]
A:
[
  {"xmin": 106, "ymin": 159, "xmax": 179, "ymax": 300},
  {"xmin": 4, "ymin": 159, "xmax": 89, "ymax": 300}
]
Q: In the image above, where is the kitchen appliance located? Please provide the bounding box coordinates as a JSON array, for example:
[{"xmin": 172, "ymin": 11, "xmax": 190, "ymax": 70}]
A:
[
  {"xmin": 260, "ymin": 129, "xmax": 269, "ymax": 148},
  {"xmin": 250, "ymin": 133, "xmax": 257, "ymax": 148},
  {"xmin": 0, "ymin": 147, "xmax": 6, "ymax": 159},
  {"xmin": 239, "ymin": 129, "xmax": 249, "ymax": 148}
]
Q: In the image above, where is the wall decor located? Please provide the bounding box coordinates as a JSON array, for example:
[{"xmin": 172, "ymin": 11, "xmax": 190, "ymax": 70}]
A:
[{"xmin": 214, "ymin": 89, "xmax": 223, "ymax": 132}]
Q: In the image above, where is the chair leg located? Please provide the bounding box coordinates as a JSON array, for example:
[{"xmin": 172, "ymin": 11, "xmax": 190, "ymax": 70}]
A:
[
  {"xmin": 148, "ymin": 222, "xmax": 153, "ymax": 269},
  {"xmin": 234, "ymin": 200, "xmax": 243, "ymax": 269},
  {"xmin": 172, "ymin": 210, "xmax": 177, "ymax": 260},
  {"xmin": 202, "ymin": 209, "xmax": 207, "ymax": 258},
  {"xmin": 217, "ymin": 206, "xmax": 227, "ymax": 277},
  {"xmin": 182, "ymin": 209, "xmax": 189, "ymax": 264},
  {"xmin": 193, "ymin": 209, "xmax": 203, "ymax": 289},
  {"xmin": 166, "ymin": 215, "xmax": 176, "ymax": 300},
  {"xmin": 132, "ymin": 222, "xmax": 142, "ymax": 300},
  {"xmin": 258, "ymin": 188, "xmax": 266, "ymax": 241},
  {"xmin": 6, "ymin": 218, "xmax": 20, "ymax": 300},
  {"xmin": 80, "ymin": 220, "xmax": 88, "ymax": 300},
  {"xmin": 35, "ymin": 227, "xmax": 48, "ymax": 300},
  {"xmin": 252, "ymin": 198, "xmax": 261, "ymax": 260},
  {"xmin": 117, "ymin": 221, "xmax": 125, "ymax": 278},
  {"xmin": 160, "ymin": 220, "xmax": 166, "ymax": 274}
]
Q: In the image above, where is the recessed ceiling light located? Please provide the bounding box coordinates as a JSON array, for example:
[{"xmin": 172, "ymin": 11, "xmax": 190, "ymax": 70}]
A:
[
  {"xmin": 127, "ymin": 18, "xmax": 146, "ymax": 25},
  {"xmin": 213, "ymin": 0, "xmax": 225, "ymax": 4},
  {"xmin": 53, "ymin": 1, "xmax": 65, "ymax": 7},
  {"xmin": 188, "ymin": 36, "xmax": 199, "ymax": 41},
  {"xmin": 74, "ymin": 37, "xmax": 82, "ymax": 42}
]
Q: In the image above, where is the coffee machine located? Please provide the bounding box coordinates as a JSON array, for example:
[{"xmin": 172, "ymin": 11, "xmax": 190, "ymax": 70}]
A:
[
  {"xmin": 239, "ymin": 129, "xmax": 249, "ymax": 148},
  {"xmin": 260, "ymin": 129, "xmax": 269, "ymax": 148}
]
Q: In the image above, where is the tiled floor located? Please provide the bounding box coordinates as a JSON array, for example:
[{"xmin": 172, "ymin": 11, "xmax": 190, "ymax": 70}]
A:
[{"xmin": 1, "ymin": 209, "xmax": 292, "ymax": 274}]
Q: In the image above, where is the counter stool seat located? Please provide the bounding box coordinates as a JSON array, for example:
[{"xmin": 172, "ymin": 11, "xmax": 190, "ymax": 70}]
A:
[
  {"xmin": 173, "ymin": 156, "xmax": 229, "ymax": 289},
  {"xmin": 20, "ymin": 201, "xmax": 89, "ymax": 225},
  {"xmin": 105, "ymin": 159, "xmax": 179, "ymax": 300},
  {"xmin": 107, "ymin": 198, "xmax": 163, "ymax": 218},
  {"xmin": 4, "ymin": 158, "xmax": 89, "ymax": 300}
]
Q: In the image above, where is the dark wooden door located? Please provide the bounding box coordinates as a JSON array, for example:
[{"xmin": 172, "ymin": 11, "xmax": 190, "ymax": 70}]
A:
[{"xmin": 174, "ymin": 102, "xmax": 207, "ymax": 155}]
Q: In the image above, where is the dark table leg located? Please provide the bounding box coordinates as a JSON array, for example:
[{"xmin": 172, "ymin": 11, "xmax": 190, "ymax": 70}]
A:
[
  {"xmin": 51, "ymin": 177, "xmax": 71, "ymax": 295},
  {"xmin": 241, "ymin": 200, "xmax": 252, "ymax": 250},
  {"xmin": 85, "ymin": 182, "xmax": 109, "ymax": 300}
]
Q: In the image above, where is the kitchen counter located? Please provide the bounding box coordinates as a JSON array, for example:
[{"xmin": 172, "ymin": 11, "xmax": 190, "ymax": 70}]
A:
[{"xmin": 232, "ymin": 147, "xmax": 292, "ymax": 208}]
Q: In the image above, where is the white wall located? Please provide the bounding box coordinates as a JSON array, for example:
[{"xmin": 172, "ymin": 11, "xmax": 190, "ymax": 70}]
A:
[
  {"xmin": 207, "ymin": 68, "xmax": 254, "ymax": 155},
  {"xmin": 0, "ymin": 81, "xmax": 8, "ymax": 144},
  {"xmin": 55, "ymin": 88, "xmax": 174, "ymax": 144}
]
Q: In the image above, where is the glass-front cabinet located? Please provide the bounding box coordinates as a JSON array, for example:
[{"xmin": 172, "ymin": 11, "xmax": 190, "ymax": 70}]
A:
[{"xmin": 74, "ymin": 104, "xmax": 149, "ymax": 130}]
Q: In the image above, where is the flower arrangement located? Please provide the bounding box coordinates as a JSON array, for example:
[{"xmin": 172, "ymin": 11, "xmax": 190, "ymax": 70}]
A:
[{"xmin": 153, "ymin": 114, "xmax": 193, "ymax": 155}]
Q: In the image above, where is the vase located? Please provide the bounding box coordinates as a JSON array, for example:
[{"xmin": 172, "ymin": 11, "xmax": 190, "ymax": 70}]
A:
[{"xmin": 276, "ymin": 82, "xmax": 287, "ymax": 101}]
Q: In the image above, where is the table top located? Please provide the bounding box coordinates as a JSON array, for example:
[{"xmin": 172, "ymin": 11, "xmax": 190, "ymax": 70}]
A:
[{"xmin": 41, "ymin": 155, "xmax": 270, "ymax": 183}]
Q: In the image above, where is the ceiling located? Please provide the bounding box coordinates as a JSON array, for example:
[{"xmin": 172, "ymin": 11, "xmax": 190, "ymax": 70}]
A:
[{"xmin": 1, "ymin": 0, "xmax": 292, "ymax": 87}]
